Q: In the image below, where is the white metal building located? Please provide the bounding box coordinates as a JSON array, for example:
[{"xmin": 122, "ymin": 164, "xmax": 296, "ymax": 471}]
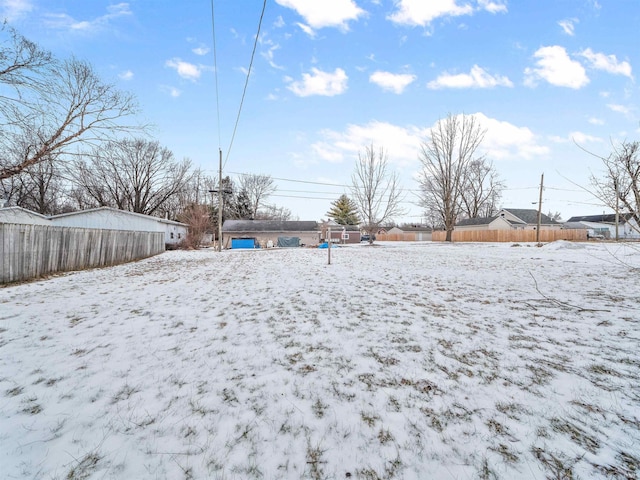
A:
[
  {"xmin": 49, "ymin": 207, "xmax": 188, "ymax": 245},
  {"xmin": 0, "ymin": 206, "xmax": 52, "ymax": 226}
]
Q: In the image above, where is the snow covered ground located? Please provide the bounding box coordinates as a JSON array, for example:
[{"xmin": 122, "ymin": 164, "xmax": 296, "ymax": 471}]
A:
[{"xmin": 1, "ymin": 241, "xmax": 639, "ymax": 480}]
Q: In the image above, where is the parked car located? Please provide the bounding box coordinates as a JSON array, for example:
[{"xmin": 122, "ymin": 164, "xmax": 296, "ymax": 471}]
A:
[{"xmin": 361, "ymin": 234, "xmax": 376, "ymax": 242}]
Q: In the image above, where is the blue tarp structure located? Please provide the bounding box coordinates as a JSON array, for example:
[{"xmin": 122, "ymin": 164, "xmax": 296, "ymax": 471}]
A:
[
  {"xmin": 318, "ymin": 243, "xmax": 339, "ymax": 249},
  {"xmin": 231, "ymin": 238, "xmax": 259, "ymax": 249}
]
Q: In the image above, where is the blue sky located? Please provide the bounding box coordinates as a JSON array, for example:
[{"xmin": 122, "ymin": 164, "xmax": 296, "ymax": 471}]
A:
[{"xmin": 3, "ymin": 0, "xmax": 638, "ymax": 223}]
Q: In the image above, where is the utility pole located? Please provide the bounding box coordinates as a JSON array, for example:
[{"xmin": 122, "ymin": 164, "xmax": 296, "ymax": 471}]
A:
[
  {"xmin": 327, "ymin": 226, "xmax": 331, "ymax": 265},
  {"xmin": 536, "ymin": 173, "xmax": 544, "ymax": 243},
  {"xmin": 615, "ymin": 181, "xmax": 620, "ymax": 241},
  {"xmin": 217, "ymin": 148, "xmax": 223, "ymax": 252}
]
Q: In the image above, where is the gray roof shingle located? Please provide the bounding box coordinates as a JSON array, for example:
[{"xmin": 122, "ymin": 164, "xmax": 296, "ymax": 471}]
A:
[{"xmin": 222, "ymin": 220, "xmax": 318, "ymax": 232}]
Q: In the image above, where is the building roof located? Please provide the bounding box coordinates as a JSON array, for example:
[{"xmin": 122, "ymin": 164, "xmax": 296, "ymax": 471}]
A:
[
  {"xmin": 50, "ymin": 206, "xmax": 187, "ymax": 227},
  {"xmin": 455, "ymin": 216, "xmax": 497, "ymax": 227},
  {"xmin": 399, "ymin": 225, "xmax": 433, "ymax": 232},
  {"xmin": 0, "ymin": 206, "xmax": 50, "ymax": 222},
  {"xmin": 502, "ymin": 208, "xmax": 557, "ymax": 224},
  {"xmin": 566, "ymin": 213, "xmax": 632, "ymax": 223},
  {"xmin": 222, "ymin": 219, "xmax": 318, "ymax": 232},
  {"xmin": 455, "ymin": 209, "xmax": 560, "ymax": 228}
]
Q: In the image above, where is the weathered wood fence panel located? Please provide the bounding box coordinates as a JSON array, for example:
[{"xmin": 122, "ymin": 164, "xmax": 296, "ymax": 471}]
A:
[
  {"xmin": 1, "ymin": 224, "xmax": 164, "ymax": 284},
  {"xmin": 376, "ymin": 232, "xmax": 433, "ymax": 242},
  {"xmin": 431, "ymin": 229, "xmax": 587, "ymax": 243}
]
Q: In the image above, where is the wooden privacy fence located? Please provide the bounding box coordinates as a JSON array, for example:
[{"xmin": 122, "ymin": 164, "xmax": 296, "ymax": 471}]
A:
[
  {"xmin": 1, "ymin": 224, "xmax": 164, "ymax": 284},
  {"xmin": 376, "ymin": 232, "xmax": 433, "ymax": 242},
  {"xmin": 432, "ymin": 229, "xmax": 587, "ymax": 243}
]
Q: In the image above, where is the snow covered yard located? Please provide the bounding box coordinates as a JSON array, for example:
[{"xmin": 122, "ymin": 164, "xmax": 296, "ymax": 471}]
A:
[{"xmin": 1, "ymin": 241, "xmax": 639, "ymax": 480}]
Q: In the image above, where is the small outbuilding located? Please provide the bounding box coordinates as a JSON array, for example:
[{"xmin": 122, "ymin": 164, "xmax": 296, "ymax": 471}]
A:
[
  {"xmin": 0, "ymin": 206, "xmax": 52, "ymax": 226},
  {"xmin": 222, "ymin": 219, "xmax": 319, "ymax": 248},
  {"xmin": 566, "ymin": 213, "xmax": 640, "ymax": 239},
  {"xmin": 50, "ymin": 207, "xmax": 189, "ymax": 246}
]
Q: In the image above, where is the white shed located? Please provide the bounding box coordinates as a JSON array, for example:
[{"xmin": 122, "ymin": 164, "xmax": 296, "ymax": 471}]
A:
[
  {"xmin": 0, "ymin": 206, "xmax": 52, "ymax": 226},
  {"xmin": 50, "ymin": 207, "xmax": 189, "ymax": 245}
]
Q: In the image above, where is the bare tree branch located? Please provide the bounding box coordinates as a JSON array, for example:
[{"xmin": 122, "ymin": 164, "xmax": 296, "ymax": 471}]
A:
[
  {"xmin": 351, "ymin": 144, "xmax": 405, "ymax": 243},
  {"xmin": 418, "ymin": 113, "xmax": 486, "ymax": 241}
]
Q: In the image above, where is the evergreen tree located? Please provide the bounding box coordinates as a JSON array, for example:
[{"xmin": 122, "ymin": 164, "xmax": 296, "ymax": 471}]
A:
[{"xmin": 327, "ymin": 194, "xmax": 360, "ymax": 225}]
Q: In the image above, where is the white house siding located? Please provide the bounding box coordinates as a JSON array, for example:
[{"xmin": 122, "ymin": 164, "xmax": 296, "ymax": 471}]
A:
[
  {"xmin": 577, "ymin": 220, "xmax": 640, "ymax": 239},
  {"xmin": 50, "ymin": 208, "xmax": 188, "ymax": 245},
  {"xmin": 0, "ymin": 207, "xmax": 51, "ymax": 226}
]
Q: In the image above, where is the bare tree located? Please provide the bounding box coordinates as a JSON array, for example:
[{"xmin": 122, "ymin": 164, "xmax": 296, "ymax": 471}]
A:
[
  {"xmin": 256, "ymin": 204, "xmax": 294, "ymax": 221},
  {"xmin": 236, "ymin": 173, "xmax": 276, "ymax": 218},
  {"xmin": 160, "ymin": 167, "xmax": 216, "ymax": 221},
  {"xmin": 71, "ymin": 138, "xmax": 192, "ymax": 216},
  {"xmin": 351, "ymin": 144, "xmax": 404, "ymax": 244},
  {"xmin": 0, "ymin": 27, "xmax": 140, "ymax": 180},
  {"xmin": 0, "ymin": 25, "xmax": 53, "ymax": 110},
  {"xmin": 12, "ymin": 155, "xmax": 67, "ymax": 214},
  {"xmin": 590, "ymin": 140, "xmax": 640, "ymax": 234},
  {"xmin": 418, "ymin": 113, "xmax": 486, "ymax": 242},
  {"xmin": 177, "ymin": 203, "xmax": 212, "ymax": 248},
  {"xmin": 459, "ymin": 158, "xmax": 504, "ymax": 219},
  {"xmin": 546, "ymin": 210, "xmax": 563, "ymax": 222}
]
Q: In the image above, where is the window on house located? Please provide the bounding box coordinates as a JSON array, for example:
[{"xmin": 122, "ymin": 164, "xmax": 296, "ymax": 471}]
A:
[
  {"xmin": 178, "ymin": 233, "xmax": 181, "ymax": 239},
  {"xmin": 170, "ymin": 232, "xmax": 174, "ymax": 239}
]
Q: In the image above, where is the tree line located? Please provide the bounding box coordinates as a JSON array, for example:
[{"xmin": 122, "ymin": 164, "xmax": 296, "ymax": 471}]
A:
[
  {"xmin": 334, "ymin": 113, "xmax": 639, "ymax": 242},
  {"xmin": 0, "ymin": 26, "xmax": 290, "ymax": 246}
]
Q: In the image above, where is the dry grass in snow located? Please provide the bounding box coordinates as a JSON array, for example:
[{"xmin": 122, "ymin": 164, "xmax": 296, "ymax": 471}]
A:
[{"xmin": 1, "ymin": 241, "xmax": 639, "ymax": 479}]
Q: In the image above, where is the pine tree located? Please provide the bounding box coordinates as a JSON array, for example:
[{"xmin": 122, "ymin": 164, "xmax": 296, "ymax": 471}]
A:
[{"xmin": 327, "ymin": 194, "xmax": 360, "ymax": 225}]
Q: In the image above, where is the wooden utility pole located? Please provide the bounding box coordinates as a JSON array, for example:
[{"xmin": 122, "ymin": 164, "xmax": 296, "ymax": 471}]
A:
[
  {"xmin": 615, "ymin": 181, "xmax": 620, "ymax": 241},
  {"xmin": 217, "ymin": 148, "xmax": 223, "ymax": 252},
  {"xmin": 536, "ymin": 173, "xmax": 544, "ymax": 243}
]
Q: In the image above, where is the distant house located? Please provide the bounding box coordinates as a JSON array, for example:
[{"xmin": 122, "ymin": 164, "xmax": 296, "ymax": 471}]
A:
[
  {"xmin": 320, "ymin": 221, "xmax": 361, "ymax": 244},
  {"xmin": 0, "ymin": 206, "xmax": 52, "ymax": 226},
  {"xmin": 455, "ymin": 208, "xmax": 562, "ymax": 232},
  {"xmin": 49, "ymin": 207, "xmax": 188, "ymax": 246},
  {"xmin": 376, "ymin": 225, "xmax": 433, "ymax": 242},
  {"xmin": 566, "ymin": 213, "xmax": 640, "ymax": 239},
  {"xmin": 222, "ymin": 219, "xmax": 319, "ymax": 248}
]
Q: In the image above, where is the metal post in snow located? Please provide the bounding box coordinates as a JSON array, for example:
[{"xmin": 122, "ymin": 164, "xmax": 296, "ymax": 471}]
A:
[{"xmin": 327, "ymin": 227, "xmax": 331, "ymax": 265}]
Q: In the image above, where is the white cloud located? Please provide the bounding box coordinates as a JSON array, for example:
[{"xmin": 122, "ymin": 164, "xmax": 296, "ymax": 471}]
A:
[
  {"xmin": 275, "ymin": 0, "xmax": 364, "ymax": 33},
  {"xmin": 260, "ymin": 35, "xmax": 284, "ymax": 70},
  {"xmin": 165, "ymin": 58, "xmax": 201, "ymax": 81},
  {"xmin": 570, "ymin": 131, "xmax": 602, "ymax": 144},
  {"xmin": 192, "ymin": 45, "xmax": 210, "ymax": 56},
  {"xmin": 558, "ymin": 18, "xmax": 578, "ymax": 36},
  {"xmin": 287, "ymin": 68, "xmax": 348, "ymax": 97},
  {"xmin": 466, "ymin": 113, "xmax": 550, "ymax": 160},
  {"xmin": 427, "ymin": 65, "xmax": 513, "ymax": 89},
  {"xmin": 118, "ymin": 70, "xmax": 134, "ymax": 81},
  {"xmin": 44, "ymin": 2, "xmax": 132, "ymax": 33},
  {"xmin": 607, "ymin": 104, "xmax": 630, "ymax": 115},
  {"xmin": 588, "ymin": 117, "xmax": 604, "ymax": 125},
  {"xmin": 0, "ymin": 0, "xmax": 33, "ymax": 21},
  {"xmin": 296, "ymin": 22, "xmax": 316, "ymax": 37},
  {"xmin": 160, "ymin": 85, "xmax": 181, "ymax": 97},
  {"xmin": 310, "ymin": 113, "xmax": 545, "ymax": 168},
  {"xmin": 312, "ymin": 121, "xmax": 429, "ymax": 166},
  {"xmin": 388, "ymin": 0, "xmax": 506, "ymax": 27},
  {"xmin": 579, "ymin": 48, "xmax": 633, "ymax": 78},
  {"xmin": 524, "ymin": 45, "xmax": 589, "ymax": 89},
  {"xmin": 369, "ymin": 71, "xmax": 416, "ymax": 94},
  {"xmin": 477, "ymin": 0, "xmax": 507, "ymax": 13},
  {"xmin": 273, "ymin": 15, "xmax": 285, "ymax": 28}
]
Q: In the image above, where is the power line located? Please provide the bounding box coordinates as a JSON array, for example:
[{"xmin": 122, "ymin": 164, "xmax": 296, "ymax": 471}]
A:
[
  {"xmin": 209, "ymin": 0, "xmax": 221, "ymax": 150},
  {"xmin": 223, "ymin": 0, "xmax": 267, "ymax": 170}
]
